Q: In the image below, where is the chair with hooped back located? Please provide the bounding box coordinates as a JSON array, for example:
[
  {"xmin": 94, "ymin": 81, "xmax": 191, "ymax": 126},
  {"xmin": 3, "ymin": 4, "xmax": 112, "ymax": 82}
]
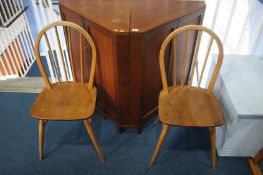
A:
[
  {"xmin": 30, "ymin": 21, "xmax": 104, "ymax": 162},
  {"xmin": 149, "ymin": 25, "xmax": 225, "ymax": 168},
  {"xmin": 249, "ymin": 147, "xmax": 263, "ymax": 175}
]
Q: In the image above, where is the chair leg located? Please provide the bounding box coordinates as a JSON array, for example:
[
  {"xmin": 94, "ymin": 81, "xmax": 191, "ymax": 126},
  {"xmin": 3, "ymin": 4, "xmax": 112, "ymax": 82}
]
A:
[
  {"xmin": 155, "ymin": 116, "xmax": 160, "ymax": 124},
  {"xmin": 39, "ymin": 119, "xmax": 45, "ymax": 161},
  {"xmin": 249, "ymin": 148, "xmax": 263, "ymax": 175},
  {"xmin": 249, "ymin": 158, "xmax": 262, "ymax": 175},
  {"xmin": 149, "ymin": 123, "xmax": 169, "ymax": 167},
  {"xmin": 88, "ymin": 117, "xmax": 92, "ymax": 124},
  {"xmin": 209, "ymin": 127, "xmax": 216, "ymax": 168},
  {"xmin": 84, "ymin": 119, "xmax": 104, "ymax": 162}
]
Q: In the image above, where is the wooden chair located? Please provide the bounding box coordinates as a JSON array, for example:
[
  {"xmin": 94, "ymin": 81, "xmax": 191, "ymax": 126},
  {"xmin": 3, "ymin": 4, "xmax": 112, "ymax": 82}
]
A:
[
  {"xmin": 30, "ymin": 21, "xmax": 104, "ymax": 162},
  {"xmin": 149, "ymin": 25, "xmax": 225, "ymax": 168},
  {"xmin": 249, "ymin": 148, "xmax": 263, "ymax": 175}
]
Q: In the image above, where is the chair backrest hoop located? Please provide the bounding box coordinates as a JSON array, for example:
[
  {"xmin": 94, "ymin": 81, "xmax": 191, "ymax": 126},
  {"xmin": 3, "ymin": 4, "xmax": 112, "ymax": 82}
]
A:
[
  {"xmin": 34, "ymin": 21, "xmax": 97, "ymax": 90},
  {"xmin": 159, "ymin": 25, "xmax": 223, "ymax": 95}
]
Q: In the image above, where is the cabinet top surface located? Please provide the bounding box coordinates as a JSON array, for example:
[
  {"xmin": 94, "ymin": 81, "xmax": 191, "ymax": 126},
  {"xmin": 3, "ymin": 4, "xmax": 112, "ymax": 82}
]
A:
[{"xmin": 59, "ymin": 0, "xmax": 205, "ymax": 33}]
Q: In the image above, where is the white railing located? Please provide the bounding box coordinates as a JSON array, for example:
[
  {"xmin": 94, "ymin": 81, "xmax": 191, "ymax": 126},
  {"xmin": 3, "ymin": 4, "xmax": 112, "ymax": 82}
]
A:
[
  {"xmin": 1, "ymin": 0, "xmax": 263, "ymax": 85},
  {"xmin": 0, "ymin": 0, "xmax": 35, "ymax": 80},
  {"xmin": 32, "ymin": 0, "xmax": 71, "ymax": 82}
]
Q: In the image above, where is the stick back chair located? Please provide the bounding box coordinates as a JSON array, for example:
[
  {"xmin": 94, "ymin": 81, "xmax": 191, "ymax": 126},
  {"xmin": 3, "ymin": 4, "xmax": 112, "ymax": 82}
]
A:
[
  {"xmin": 149, "ymin": 25, "xmax": 225, "ymax": 168},
  {"xmin": 30, "ymin": 21, "xmax": 104, "ymax": 162},
  {"xmin": 249, "ymin": 147, "xmax": 263, "ymax": 175}
]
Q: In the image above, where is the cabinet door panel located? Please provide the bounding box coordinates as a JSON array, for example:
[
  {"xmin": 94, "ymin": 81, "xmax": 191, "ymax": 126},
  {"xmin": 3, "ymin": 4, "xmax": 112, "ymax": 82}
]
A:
[{"xmin": 60, "ymin": 6, "xmax": 90, "ymax": 82}]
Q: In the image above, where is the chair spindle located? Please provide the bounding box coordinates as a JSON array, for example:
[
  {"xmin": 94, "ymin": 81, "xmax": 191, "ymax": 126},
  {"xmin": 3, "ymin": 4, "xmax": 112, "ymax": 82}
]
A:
[
  {"xmin": 44, "ymin": 33, "xmax": 61, "ymax": 82},
  {"xmin": 172, "ymin": 37, "xmax": 177, "ymax": 87},
  {"xmin": 189, "ymin": 30, "xmax": 203, "ymax": 86},
  {"xmin": 80, "ymin": 33, "xmax": 83, "ymax": 84},
  {"xmin": 198, "ymin": 37, "xmax": 213, "ymax": 87},
  {"xmin": 181, "ymin": 31, "xmax": 188, "ymax": 87},
  {"xmin": 55, "ymin": 26, "xmax": 68, "ymax": 82},
  {"xmin": 66, "ymin": 27, "xmax": 75, "ymax": 82}
]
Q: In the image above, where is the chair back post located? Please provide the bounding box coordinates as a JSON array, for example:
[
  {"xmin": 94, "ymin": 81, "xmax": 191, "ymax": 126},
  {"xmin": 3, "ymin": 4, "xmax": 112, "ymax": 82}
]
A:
[
  {"xmin": 34, "ymin": 33, "xmax": 52, "ymax": 89},
  {"xmin": 159, "ymin": 25, "xmax": 223, "ymax": 95},
  {"xmin": 34, "ymin": 21, "xmax": 97, "ymax": 90}
]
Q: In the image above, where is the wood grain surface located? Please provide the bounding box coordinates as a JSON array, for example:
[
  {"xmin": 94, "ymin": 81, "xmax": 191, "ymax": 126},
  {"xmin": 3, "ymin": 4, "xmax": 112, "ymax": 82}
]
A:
[{"xmin": 59, "ymin": 0, "xmax": 205, "ymax": 132}]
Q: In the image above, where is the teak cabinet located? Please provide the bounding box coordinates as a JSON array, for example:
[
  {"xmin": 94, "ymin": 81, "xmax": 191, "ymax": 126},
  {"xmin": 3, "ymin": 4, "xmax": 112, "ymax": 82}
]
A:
[{"xmin": 59, "ymin": 0, "xmax": 206, "ymax": 133}]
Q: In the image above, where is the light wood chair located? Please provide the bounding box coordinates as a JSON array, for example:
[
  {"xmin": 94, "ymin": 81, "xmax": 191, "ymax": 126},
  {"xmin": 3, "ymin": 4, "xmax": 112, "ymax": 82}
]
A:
[
  {"xmin": 249, "ymin": 148, "xmax": 263, "ymax": 175},
  {"xmin": 30, "ymin": 21, "xmax": 104, "ymax": 162},
  {"xmin": 149, "ymin": 25, "xmax": 225, "ymax": 168}
]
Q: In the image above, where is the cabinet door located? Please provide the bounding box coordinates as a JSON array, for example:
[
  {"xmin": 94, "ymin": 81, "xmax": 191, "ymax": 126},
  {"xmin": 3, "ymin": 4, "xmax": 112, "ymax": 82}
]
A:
[
  {"xmin": 60, "ymin": 5, "xmax": 90, "ymax": 82},
  {"xmin": 175, "ymin": 9, "xmax": 205, "ymax": 85},
  {"xmin": 138, "ymin": 8, "xmax": 205, "ymax": 119}
]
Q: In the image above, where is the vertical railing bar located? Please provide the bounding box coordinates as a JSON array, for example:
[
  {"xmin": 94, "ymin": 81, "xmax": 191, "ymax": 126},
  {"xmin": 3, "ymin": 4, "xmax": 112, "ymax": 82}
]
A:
[
  {"xmin": 0, "ymin": 1, "xmax": 9, "ymax": 23},
  {"xmin": 11, "ymin": 23, "xmax": 29, "ymax": 71},
  {"xmin": 12, "ymin": 35, "xmax": 28, "ymax": 73},
  {"xmin": 37, "ymin": 0, "xmax": 65, "ymax": 80},
  {"xmin": 80, "ymin": 33, "xmax": 83, "ymax": 84},
  {"xmin": 3, "ymin": 0, "xmax": 12, "ymax": 19},
  {"xmin": 0, "ymin": 66, "xmax": 3, "ymax": 77},
  {"xmin": 181, "ymin": 31, "xmax": 188, "ymax": 87},
  {"xmin": 3, "ymin": 27, "xmax": 26, "ymax": 74},
  {"xmin": 46, "ymin": 0, "xmax": 58, "ymax": 21},
  {"xmin": 20, "ymin": 26, "xmax": 33, "ymax": 64},
  {"xmin": 0, "ymin": 10, "xmax": 5, "ymax": 24},
  {"xmin": 0, "ymin": 43, "xmax": 17, "ymax": 75},
  {"xmin": 31, "ymin": 0, "xmax": 44, "ymax": 27},
  {"xmin": 0, "ymin": 42, "xmax": 14, "ymax": 75},
  {"xmin": 17, "ymin": 0, "xmax": 24, "ymax": 9},
  {"xmin": 67, "ymin": 27, "xmax": 75, "ymax": 82},
  {"xmin": 9, "ymin": 0, "xmax": 17, "ymax": 13},
  {"xmin": 55, "ymin": 26, "xmax": 68, "ymax": 82},
  {"xmin": 0, "ymin": 54, "xmax": 9, "ymax": 76},
  {"xmin": 3, "ymin": 0, "xmax": 17, "ymax": 24},
  {"xmin": 23, "ymin": 14, "xmax": 36, "ymax": 53},
  {"xmin": 48, "ymin": 0, "xmax": 70, "ymax": 81},
  {"xmin": 9, "ymin": 1, "xmax": 34, "ymax": 66},
  {"xmin": 31, "ymin": 0, "xmax": 55, "ymax": 80},
  {"xmin": 14, "ymin": 20, "xmax": 30, "ymax": 67},
  {"xmin": 21, "ymin": 19, "xmax": 35, "ymax": 63},
  {"xmin": 198, "ymin": 37, "xmax": 213, "ymax": 87},
  {"xmin": 17, "ymin": 17, "xmax": 34, "ymax": 63},
  {"xmin": 12, "ymin": 0, "xmax": 19, "ymax": 12},
  {"xmin": 189, "ymin": 30, "xmax": 203, "ymax": 86},
  {"xmin": 0, "ymin": 34, "xmax": 20, "ymax": 75},
  {"xmin": 44, "ymin": 33, "xmax": 60, "ymax": 82},
  {"xmin": 13, "ymin": 24, "xmax": 30, "ymax": 68},
  {"xmin": 40, "ymin": 0, "xmax": 66, "ymax": 81},
  {"xmin": 6, "ymin": 0, "xmax": 15, "ymax": 17},
  {"xmin": 2, "ymin": 51, "xmax": 15, "ymax": 75}
]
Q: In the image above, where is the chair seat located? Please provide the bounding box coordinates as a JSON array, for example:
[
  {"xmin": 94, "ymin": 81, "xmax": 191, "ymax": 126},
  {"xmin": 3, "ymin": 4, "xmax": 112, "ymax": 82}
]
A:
[
  {"xmin": 159, "ymin": 86, "xmax": 225, "ymax": 127},
  {"xmin": 31, "ymin": 82, "xmax": 97, "ymax": 120}
]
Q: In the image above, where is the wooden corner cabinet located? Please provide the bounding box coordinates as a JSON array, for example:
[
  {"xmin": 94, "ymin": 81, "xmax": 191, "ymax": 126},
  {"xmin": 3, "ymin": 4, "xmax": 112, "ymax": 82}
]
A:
[{"xmin": 59, "ymin": 0, "xmax": 206, "ymax": 133}]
